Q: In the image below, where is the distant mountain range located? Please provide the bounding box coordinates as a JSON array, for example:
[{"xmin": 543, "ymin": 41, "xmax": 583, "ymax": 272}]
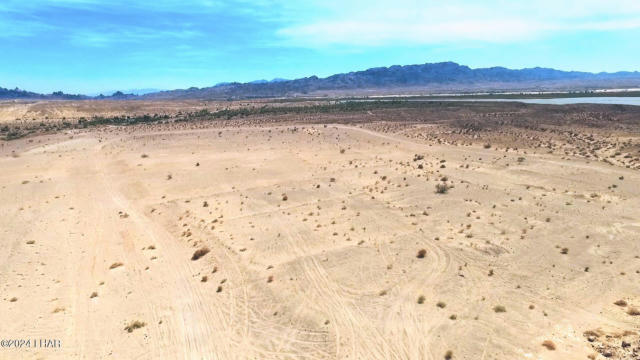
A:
[
  {"xmin": 0, "ymin": 87, "xmax": 87, "ymax": 100},
  {"xmin": 87, "ymin": 88, "xmax": 164, "ymax": 97},
  {"xmin": 0, "ymin": 87, "xmax": 158, "ymax": 100},
  {"xmin": 3, "ymin": 62, "xmax": 640, "ymax": 100}
]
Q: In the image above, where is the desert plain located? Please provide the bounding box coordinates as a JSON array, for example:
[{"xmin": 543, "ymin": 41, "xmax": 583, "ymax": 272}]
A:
[{"xmin": 0, "ymin": 100, "xmax": 639, "ymax": 359}]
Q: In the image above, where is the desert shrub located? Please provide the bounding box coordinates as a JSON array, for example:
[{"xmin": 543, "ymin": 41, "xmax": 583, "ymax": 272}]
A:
[
  {"xmin": 541, "ymin": 340, "xmax": 556, "ymax": 350},
  {"xmin": 435, "ymin": 183, "xmax": 450, "ymax": 194},
  {"xmin": 493, "ymin": 305, "xmax": 506, "ymax": 313},
  {"xmin": 124, "ymin": 320, "xmax": 146, "ymax": 333},
  {"xmin": 614, "ymin": 299, "xmax": 627, "ymax": 307},
  {"xmin": 191, "ymin": 247, "xmax": 210, "ymax": 261}
]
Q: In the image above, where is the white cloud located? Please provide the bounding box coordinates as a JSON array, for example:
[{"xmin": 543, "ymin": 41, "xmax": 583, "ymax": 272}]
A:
[
  {"xmin": 279, "ymin": 19, "xmax": 544, "ymax": 46},
  {"xmin": 278, "ymin": 0, "xmax": 640, "ymax": 46},
  {"xmin": 68, "ymin": 28, "xmax": 203, "ymax": 47}
]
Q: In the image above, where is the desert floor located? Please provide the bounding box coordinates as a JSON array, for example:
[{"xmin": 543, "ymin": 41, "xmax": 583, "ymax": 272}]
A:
[{"xmin": 1, "ymin": 118, "xmax": 639, "ymax": 359}]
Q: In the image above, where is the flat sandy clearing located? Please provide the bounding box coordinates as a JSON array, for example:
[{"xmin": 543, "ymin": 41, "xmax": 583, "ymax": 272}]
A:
[{"xmin": 1, "ymin": 122, "xmax": 639, "ymax": 359}]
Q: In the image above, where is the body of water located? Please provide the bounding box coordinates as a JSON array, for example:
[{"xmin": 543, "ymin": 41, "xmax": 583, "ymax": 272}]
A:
[{"xmin": 432, "ymin": 97, "xmax": 640, "ymax": 106}]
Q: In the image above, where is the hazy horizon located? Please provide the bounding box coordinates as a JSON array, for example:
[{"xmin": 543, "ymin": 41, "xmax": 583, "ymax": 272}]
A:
[{"xmin": 2, "ymin": 0, "xmax": 640, "ymax": 94}]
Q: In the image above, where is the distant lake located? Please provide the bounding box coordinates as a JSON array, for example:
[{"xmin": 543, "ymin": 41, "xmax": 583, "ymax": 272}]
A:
[{"xmin": 430, "ymin": 97, "xmax": 640, "ymax": 106}]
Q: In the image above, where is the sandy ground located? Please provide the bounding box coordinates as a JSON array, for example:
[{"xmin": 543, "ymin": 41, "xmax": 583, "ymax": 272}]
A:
[
  {"xmin": 1, "ymin": 122, "xmax": 639, "ymax": 359},
  {"xmin": 0, "ymin": 100, "xmax": 225, "ymax": 124}
]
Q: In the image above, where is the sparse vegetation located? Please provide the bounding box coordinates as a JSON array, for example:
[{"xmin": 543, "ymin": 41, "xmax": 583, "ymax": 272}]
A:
[{"xmin": 5, "ymin": 98, "xmax": 640, "ymax": 359}]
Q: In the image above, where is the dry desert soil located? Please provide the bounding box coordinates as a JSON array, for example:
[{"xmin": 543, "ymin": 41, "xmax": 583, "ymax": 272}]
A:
[{"xmin": 1, "ymin": 100, "xmax": 639, "ymax": 359}]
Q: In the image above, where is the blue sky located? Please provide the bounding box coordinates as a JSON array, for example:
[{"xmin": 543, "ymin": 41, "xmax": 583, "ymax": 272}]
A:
[{"xmin": 2, "ymin": 0, "xmax": 640, "ymax": 94}]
